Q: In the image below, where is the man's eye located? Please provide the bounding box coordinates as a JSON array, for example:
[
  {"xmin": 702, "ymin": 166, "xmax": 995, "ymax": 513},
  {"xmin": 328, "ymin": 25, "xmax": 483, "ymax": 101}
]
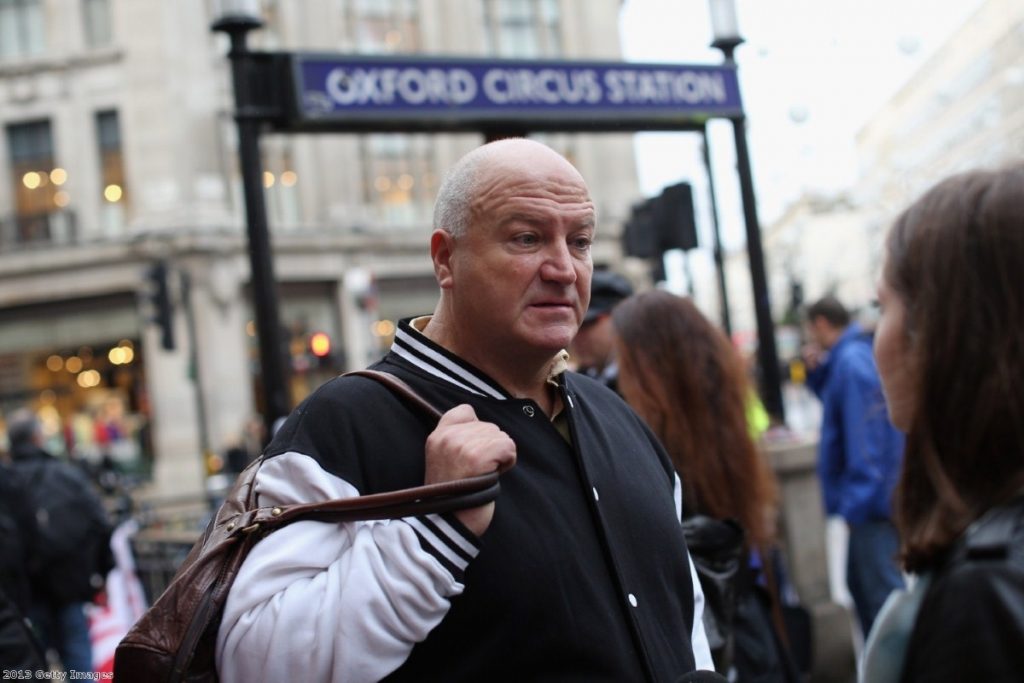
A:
[
  {"xmin": 572, "ymin": 237, "xmax": 592, "ymax": 250},
  {"xmin": 515, "ymin": 234, "xmax": 539, "ymax": 246}
]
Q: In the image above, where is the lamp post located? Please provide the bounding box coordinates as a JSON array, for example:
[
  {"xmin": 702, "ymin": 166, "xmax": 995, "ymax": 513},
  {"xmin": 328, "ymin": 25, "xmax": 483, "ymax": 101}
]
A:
[
  {"xmin": 212, "ymin": 0, "xmax": 291, "ymax": 442},
  {"xmin": 708, "ymin": 0, "xmax": 785, "ymax": 423}
]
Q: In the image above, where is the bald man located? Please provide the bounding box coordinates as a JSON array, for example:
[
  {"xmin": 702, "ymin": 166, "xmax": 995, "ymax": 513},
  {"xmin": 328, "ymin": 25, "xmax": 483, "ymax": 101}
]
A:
[{"xmin": 217, "ymin": 139, "xmax": 712, "ymax": 682}]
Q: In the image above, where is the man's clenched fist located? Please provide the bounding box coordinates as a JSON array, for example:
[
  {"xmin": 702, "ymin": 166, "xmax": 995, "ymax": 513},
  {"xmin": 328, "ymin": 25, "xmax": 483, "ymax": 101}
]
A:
[{"xmin": 425, "ymin": 404, "xmax": 516, "ymax": 536}]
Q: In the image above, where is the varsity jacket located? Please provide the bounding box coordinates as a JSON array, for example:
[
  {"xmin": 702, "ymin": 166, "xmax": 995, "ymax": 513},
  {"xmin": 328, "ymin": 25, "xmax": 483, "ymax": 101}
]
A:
[{"xmin": 217, "ymin": 318, "xmax": 712, "ymax": 682}]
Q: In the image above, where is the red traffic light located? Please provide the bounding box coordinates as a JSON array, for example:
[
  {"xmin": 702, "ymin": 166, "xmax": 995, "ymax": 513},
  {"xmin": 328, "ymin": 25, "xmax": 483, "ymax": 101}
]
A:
[{"xmin": 310, "ymin": 332, "xmax": 331, "ymax": 357}]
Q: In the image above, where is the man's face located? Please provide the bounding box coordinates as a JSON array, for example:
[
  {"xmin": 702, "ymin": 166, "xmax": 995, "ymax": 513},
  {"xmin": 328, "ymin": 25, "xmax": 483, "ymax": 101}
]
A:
[
  {"xmin": 806, "ymin": 316, "xmax": 834, "ymax": 350},
  {"xmin": 438, "ymin": 151, "xmax": 595, "ymax": 361}
]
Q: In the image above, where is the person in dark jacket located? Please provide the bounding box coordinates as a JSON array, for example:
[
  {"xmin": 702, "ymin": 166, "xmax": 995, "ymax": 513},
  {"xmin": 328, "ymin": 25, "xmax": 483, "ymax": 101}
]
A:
[
  {"xmin": 216, "ymin": 138, "xmax": 712, "ymax": 682},
  {"xmin": 803, "ymin": 296, "xmax": 905, "ymax": 636},
  {"xmin": 860, "ymin": 164, "xmax": 1024, "ymax": 682},
  {"xmin": 7, "ymin": 409, "xmax": 113, "ymax": 674},
  {"xmin": 568, "ymin": 269, "xmax": 633, "ymax": 393}
]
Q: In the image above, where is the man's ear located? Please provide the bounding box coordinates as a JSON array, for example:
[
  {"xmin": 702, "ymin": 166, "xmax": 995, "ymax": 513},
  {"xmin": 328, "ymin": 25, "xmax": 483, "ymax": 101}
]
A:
[{"xmin": 430, "ymin": 229, "xmax": 456, "ymax": 289}]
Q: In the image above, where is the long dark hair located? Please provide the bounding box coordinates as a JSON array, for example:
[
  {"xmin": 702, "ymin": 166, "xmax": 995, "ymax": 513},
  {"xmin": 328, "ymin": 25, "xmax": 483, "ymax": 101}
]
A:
[
  {"xmin": 885, "ymin": 164, "xmax": 1024, "ymax": 572},
  {"xmin": 612, "ymin": 290, "xmax": 778, "ymax": 550}
]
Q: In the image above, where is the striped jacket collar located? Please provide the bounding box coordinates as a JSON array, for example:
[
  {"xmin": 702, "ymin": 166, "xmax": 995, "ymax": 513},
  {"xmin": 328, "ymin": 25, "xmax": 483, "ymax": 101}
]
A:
[
  {"xmin": 390, "ymin": 317, "xmax": 513, "ymax": 399},
  {"xmin": 390, "ymin": 316, "xmax": 569, "ymax": 400}
]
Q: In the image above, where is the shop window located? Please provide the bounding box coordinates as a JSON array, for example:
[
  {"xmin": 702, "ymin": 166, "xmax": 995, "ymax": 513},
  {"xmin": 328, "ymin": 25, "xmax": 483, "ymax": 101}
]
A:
[
  {"xmin": 21, "ymin": 341, "xmax": 151, "ymax": 475},
  {"xmin": 244, "ymin": 284, "xmax": 343, "ymax": 412},
  {"xmin": 82, "ymin": 0, "xmax": 112, "ymax": 48},
  {"xmin": 359, "ymin": 134, "xmax": 437, "ymax": 228},
  {"xmin": 346, "ymin": 0, "xmax": 419, "ymax": 54},
  {"xmin": 482, "ymin": 0, "xmax": 562, "ymax": 58},
  {"xmin": 0, "ymin": 0, "xmax": 45, "ymax": 59},
  {"xmin": 4, "ymin": 119, "xmax": 73, "ymax": 247},
  {"xmin": 96, "ymin": 110, "xmax": 128, "ymax": 235},
  {"xmin": 261, "ymin": 143, "xmax": 302, "ymax": 229}
]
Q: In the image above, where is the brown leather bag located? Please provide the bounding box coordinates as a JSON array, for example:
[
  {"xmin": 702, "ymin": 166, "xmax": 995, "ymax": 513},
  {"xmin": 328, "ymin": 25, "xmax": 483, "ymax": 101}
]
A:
[{"xmin": 113, "ymin": 370, "xmax": 500, "ymax": 682}]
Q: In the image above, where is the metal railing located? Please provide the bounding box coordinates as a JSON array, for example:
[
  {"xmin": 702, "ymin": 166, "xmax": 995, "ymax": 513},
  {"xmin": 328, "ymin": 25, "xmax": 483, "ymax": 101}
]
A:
[{"xmin": 0, "ymin": 210, "xmax": 78, "ymax": 250}]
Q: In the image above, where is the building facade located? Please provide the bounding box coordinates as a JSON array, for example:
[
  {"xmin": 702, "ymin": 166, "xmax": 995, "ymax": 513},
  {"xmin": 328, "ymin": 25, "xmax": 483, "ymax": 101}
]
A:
[
  {"xmin": 720, "ymin": 0, "xmax": 1024, "ymax": 366},
  {"xmin": 0, "ymin": 0, "xmax": 639, "ymax": 495}
]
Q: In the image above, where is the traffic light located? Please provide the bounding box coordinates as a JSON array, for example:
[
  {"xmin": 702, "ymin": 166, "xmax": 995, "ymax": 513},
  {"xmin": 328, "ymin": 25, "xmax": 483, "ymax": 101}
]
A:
[
  {"xmin": 309, "ymin": 331, "xmax": 331, "ymax": 358},
  {"xmin": 622, "ymin": 182, "xmax": 699, "ymax": 259},
  {"xmin": 145, "ymin": 261, "xmax": 175, "ymax": 351},
  {"xmin": 655, "ymin": 182, "xmax": 698, "ymax": 252},
  {"xmin": 622, "ymin": 199, "xmax": 658, "ymax": 258}
]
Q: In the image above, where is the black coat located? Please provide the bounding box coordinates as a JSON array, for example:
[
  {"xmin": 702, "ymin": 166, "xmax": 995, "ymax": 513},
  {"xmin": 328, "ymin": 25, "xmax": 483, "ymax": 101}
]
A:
[{"xmin": 902, "ymin": 493, "xmax": 1024, "ymax": 682}]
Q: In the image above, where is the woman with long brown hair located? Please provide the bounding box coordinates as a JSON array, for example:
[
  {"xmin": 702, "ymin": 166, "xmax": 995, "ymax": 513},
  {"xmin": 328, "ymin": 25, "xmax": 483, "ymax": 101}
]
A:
[
  {"xmin": 861, "ymin": 165, "xmax": 1024, "ymax": 681},
  {"xmin": 612, "ymin": 290, "xmax": 777, "ymax": 550},
  {"xmin": 612, "ymin": 290, "xmax": 795, "ymax": 681}
]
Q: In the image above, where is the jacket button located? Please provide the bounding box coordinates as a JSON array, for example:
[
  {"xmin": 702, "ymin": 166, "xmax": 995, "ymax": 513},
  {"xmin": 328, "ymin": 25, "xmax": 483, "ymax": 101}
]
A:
[
  {"xmin": 628, "ymin": 593, "xmax": 638, "ymax": 607},
  {"xmin": 522, "ymin": 405, "xmax": 535, "ymax": 417}
]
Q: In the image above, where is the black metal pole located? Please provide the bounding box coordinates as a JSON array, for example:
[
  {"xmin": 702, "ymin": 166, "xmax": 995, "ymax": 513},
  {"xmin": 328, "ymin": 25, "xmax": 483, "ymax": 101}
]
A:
[
  {"xmin": 731, "ymin": 115, "xmax": 784, "ymax": 422},
  {"xmin": 701, "ymin": 127, "xmax": 732, "ymax": 337},
  {"xmin": 715, "ymin": 42, "xmax": 785, "ymax": 423},
  {"xmin": 214, "ymin": 17, "xmax": 291, "ymax": 441}
]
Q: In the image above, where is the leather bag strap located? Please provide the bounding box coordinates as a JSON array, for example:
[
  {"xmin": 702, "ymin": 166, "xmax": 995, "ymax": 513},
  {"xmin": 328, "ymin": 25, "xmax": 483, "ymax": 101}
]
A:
[{"xmin": 229, "ymin": 369, "xmax": 500, "ymax": 538}]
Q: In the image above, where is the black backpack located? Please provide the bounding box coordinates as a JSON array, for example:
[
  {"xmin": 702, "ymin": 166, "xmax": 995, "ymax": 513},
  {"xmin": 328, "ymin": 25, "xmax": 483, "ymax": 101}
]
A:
[
  {"xmin": 21, "ymin": 458, "xmax": 113, "ymax": 605},
  {"xmin": 683, "ymin": 514, "xmax": 806, "ymax": 682}
]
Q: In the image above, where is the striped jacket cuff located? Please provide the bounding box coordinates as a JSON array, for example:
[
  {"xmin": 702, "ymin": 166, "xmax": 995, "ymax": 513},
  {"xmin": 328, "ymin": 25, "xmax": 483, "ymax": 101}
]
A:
[{"xmin": 405, "ymin": 512, "xmax": 481, "ymax": 582}]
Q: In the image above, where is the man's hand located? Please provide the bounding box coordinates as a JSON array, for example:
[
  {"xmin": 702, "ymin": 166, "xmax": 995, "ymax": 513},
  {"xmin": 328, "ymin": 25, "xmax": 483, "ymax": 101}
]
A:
[{"xmin": 424, "ymin": 404, "xmax": 516, "ymax": 536}]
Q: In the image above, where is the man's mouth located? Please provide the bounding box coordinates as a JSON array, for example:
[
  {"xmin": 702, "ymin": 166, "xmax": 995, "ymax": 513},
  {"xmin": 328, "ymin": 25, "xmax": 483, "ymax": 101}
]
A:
[{"xmin": 531, "ymin": 301, "xmax": 574, "ymax": 309}]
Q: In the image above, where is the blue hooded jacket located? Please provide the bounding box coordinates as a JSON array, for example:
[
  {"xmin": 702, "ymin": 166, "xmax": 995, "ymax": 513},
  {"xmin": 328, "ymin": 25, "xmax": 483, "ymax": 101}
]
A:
[{"xmin": 806, "ymin": 324, "xmax": 905, "ymax": 524}]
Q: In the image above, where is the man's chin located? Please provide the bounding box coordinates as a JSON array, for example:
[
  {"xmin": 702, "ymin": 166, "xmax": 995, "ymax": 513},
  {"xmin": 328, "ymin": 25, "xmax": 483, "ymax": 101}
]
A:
[{"xmin": 517, "ymin": 326, "xmax": 578, "ymax": 356}]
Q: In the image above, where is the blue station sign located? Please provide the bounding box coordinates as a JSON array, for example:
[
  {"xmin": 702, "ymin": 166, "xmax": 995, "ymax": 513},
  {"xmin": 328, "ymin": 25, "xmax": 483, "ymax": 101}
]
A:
[{"xmin": 286, "ymin": 55, "xmax": 742, "ymax": 132}]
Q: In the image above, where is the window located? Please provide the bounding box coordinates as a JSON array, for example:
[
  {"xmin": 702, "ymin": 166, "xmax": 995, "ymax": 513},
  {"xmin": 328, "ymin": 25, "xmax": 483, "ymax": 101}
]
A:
[
  {"xmin": 82, "ymin": 0, "xmax": 112, "ymax": 48},
  {"xmin": 483, "ymin": 0, "xmax": 561, "ymax": 57},
  {"xmin": 346, "ymin": 0, "xmax": 419, "ymax": 53},
  {"xmin": 261, "ymin": 143, "xmax": 302, "ymax": 229},
  {"xmin": 360, "ymin": 134, "xmax": 437, "ymax": 227},
  {"xmin": 5, "ymin": 120, "xmax": 71, "ymax": 246},
  {"xmin": 0, "ymin": 0, "xmax": 45, "ymax": 59},
  {"xmin": 96, "ymin": 110, "xmax": 127, "ymax": 234}
]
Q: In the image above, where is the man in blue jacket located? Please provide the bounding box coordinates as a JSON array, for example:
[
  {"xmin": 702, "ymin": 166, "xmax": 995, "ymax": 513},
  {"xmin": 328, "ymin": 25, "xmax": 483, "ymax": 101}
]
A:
[{"xmin": 804, "ymin": 296, "xmax": 905, "ymax": 638}]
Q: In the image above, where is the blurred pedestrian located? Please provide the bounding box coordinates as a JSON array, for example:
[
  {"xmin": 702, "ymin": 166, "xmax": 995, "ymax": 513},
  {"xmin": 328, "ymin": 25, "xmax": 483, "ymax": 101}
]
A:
[
  {"xmin": 613, "ymin": 290, "xmax": 800, "ymax": 681},
  {"xmin": 568, "ymin": 269, "xmax": 633, "ymax": 392},
  {"xmin": 7, "ymin": 408, "xmax": 113, "ymax": 674},
  {"xmin": 861, "ymin": 165, "xmax": 1024, "ymax": 681},
  {"xmin": 803, "ymin": 295, "xmax": 905, "ymax": 637}
]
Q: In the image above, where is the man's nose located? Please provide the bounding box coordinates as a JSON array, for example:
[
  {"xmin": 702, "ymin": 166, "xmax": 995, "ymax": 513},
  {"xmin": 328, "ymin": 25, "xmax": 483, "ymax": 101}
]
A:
[{"xmin": 540, "ymin": 242, "xmax": 577, "ymax": 284}]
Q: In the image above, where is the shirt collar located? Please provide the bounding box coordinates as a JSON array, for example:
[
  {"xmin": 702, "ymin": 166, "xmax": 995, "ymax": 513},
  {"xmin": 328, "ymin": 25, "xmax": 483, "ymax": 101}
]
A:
[{"xmin": 391, "ymin": 316, "xmax": 568, "ymax": 399}]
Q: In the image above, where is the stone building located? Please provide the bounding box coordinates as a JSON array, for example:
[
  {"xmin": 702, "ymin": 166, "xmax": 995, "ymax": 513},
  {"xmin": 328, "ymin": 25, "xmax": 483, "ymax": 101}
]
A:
[{"xmin": 0, "ymin": 0, "xmax": 638, "ymax": 494}]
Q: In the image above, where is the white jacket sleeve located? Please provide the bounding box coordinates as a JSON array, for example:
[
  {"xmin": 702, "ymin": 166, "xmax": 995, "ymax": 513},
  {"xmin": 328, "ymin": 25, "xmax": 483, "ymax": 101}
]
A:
[
  {"xmin": 675, "ymin": 473, "xmax": 715, "ymax": 671},
  {"xmin": 215, "ymin": 452, "xmax": 479, "ymax": 683}
]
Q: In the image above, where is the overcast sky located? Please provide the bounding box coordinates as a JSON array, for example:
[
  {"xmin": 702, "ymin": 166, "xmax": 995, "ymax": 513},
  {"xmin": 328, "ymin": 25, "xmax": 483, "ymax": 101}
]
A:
[{"xmin": 619, "ymin": 0, "xmax": 986, "ymax": 237}]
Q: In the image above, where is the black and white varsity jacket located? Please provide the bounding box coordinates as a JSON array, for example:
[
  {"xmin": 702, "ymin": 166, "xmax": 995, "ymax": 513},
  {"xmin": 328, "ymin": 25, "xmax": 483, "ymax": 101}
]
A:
[{"xmin": 216, "ymin": 318, "xmax": 712, "ymax": 682}]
